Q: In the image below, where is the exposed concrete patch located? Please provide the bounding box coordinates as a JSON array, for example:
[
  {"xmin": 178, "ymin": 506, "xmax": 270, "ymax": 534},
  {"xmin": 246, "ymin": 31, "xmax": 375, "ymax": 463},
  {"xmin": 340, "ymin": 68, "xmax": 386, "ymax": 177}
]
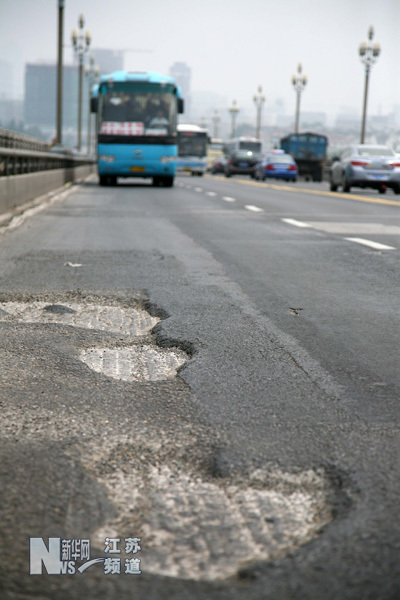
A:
[
  {"xmin": 80, "ymin": 346, "xmax": 188, "ymax": 382},
  {"xmin": 87, "ymin": 438, "xmax": 333, "ymax": 582},
  {"xmin": 0, "ymin": 300, "xmax": 159, "ymax": 336},
  {"xmin": 0, "ymin": 298, "xmax": 189, "ymax": 382}
]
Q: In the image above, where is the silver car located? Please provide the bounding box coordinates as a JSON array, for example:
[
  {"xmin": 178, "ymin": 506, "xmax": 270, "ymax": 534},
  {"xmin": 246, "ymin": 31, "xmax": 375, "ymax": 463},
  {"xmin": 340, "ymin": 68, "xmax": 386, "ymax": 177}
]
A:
[{"xmin": 330, "ymin": 144, "xmax": 400, "ymax": 194}]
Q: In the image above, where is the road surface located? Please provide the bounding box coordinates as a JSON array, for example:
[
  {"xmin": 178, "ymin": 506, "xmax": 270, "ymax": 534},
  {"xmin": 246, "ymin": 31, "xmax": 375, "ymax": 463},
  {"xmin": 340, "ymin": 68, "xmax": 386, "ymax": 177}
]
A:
[{"xmin": 0, "ymin": 174, "xmax": 399, "ymax": 599}]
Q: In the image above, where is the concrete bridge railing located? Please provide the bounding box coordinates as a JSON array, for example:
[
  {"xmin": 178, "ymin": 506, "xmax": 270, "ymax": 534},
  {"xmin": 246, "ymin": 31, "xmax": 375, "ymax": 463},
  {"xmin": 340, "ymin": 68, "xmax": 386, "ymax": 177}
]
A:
[{"xmin": 0, "ymin": 128, "xmax": 96, "ymax": 215}]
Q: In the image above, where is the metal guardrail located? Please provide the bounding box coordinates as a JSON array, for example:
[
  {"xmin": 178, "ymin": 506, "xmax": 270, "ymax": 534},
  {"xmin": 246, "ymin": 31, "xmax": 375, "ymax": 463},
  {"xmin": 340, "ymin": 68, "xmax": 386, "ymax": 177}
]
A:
[
  {"xmin": 0, "ymin": 127, "xmax": 50, "ymax": 152},
  {"xmin": 0, "ymin": 147, "xmax": 94, "ymax": 177},
  {"xmin": 0, "ymin": 128, "xmax": 95, "ymax": 177}
]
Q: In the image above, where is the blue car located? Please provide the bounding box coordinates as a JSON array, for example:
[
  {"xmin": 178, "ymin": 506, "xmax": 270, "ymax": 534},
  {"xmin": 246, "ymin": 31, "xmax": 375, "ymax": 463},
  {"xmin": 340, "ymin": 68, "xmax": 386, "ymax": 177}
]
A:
[{"xmin": 255, "ymin": 150, "xmax": 298, "ymax": 182}]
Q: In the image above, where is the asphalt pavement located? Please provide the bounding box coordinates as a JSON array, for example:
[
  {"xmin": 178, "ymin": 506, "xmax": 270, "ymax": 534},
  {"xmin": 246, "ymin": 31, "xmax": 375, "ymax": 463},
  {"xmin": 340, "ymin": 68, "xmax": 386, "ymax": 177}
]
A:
[{"xmin": 0, "ymin": 173, "xmax": 399, "ymax": 599}]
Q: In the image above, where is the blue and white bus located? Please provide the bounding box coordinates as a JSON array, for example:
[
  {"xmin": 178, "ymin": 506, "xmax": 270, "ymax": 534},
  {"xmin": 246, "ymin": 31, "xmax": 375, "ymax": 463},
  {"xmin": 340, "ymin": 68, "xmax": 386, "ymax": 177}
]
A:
[
  {"xmin": 176, "ymin": 124, "xmax": 208, "ymax": 176},
  {"xmin": 91, "ymin": 71, "xmax": 184, "ymax": 187}
]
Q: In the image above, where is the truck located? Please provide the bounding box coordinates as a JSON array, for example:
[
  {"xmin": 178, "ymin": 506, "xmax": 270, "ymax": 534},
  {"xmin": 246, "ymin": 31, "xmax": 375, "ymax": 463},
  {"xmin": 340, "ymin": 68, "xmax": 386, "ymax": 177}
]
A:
[{"xmin": 280, "ymin": 132, "xmax": 328, "ymax": 182}]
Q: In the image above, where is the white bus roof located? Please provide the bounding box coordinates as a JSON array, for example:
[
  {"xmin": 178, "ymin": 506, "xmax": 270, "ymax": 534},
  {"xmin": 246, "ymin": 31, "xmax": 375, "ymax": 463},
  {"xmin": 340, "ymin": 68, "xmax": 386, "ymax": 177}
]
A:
[{"xmin": 178, "ymin": 124, "xmax": 208, "ymax": 133}]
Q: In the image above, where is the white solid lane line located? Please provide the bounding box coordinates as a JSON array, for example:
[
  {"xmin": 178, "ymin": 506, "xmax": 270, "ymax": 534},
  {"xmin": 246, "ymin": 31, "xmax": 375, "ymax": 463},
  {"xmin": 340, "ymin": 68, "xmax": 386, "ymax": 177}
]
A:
[
  {"xmin": 245, "ymin": 205, "xmax": 263, "ymax": 212},
  {"xmin": 223, "ymin": 196, "xmax": 236, "ymax": 202},
  {"xmin": 344, "ymin": 238, "xmax": 396, "ymax": 250},
  {"xmin": 281, "ymin": 218, "xmax": 311, "ymax": 228}
]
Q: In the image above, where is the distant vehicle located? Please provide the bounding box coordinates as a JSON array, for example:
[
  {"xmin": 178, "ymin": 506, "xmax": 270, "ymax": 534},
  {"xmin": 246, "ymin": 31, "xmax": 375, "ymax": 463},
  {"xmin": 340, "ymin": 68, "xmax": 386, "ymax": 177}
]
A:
[
  {"xmin": 330, "ymin": 144, "xmax": 400, "ymax": 194},
  {"xmin": 225, "ymin": 149, "xmax": 259, "ymax": 178},
  {"xmin": 210, "ymin": 155, "xmax": 227, "ymax": 174},
  {"xmin": 224, "ymin": 136, "xmax": 263, "ymax": 156},
  {"xmin": 280, "ymin": 132, "xmax": 328, "ymax": 182},
  {"xmin": 176, "ymin": 124, "xmax": 208, "ymax": 176},
  {"xmin": 207, "ymin": 137, "xmax": 225, "ymax": 171},
  {"xmin": 91, "ymin": 70, "xmax": 184, "ymax": 187},
  {"xmin": 255, "ymin": 150, "xmax": 298, "ymax": 181},
  {"xmin": 49, "ymin": 144, "xmax": 75, "ymax": 156}
]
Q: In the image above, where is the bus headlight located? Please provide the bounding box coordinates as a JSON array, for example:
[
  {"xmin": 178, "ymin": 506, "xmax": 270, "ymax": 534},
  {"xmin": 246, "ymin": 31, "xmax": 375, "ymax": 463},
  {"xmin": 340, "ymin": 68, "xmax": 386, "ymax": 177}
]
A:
[
  {"xmin": 99, "ymin": 154, "xmax": 115, "ymax": 162},
  {"xmin": 160, "ymin": 156, "xmax": 175, "ymax": 163}
]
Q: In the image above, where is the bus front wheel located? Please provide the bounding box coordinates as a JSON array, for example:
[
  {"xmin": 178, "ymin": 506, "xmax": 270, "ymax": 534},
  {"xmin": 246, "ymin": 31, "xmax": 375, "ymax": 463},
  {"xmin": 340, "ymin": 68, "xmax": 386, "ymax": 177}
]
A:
[
  {"xmin": 163, "ymin": 176, "xmax": 174, "ymax": 187},
  {"xmin": 153, "ymin": 176, "xmax": 174, "ymax": 187},
  {"xmin": 99, "ymin": 175, "xmax": 117, "ymax": 186}
]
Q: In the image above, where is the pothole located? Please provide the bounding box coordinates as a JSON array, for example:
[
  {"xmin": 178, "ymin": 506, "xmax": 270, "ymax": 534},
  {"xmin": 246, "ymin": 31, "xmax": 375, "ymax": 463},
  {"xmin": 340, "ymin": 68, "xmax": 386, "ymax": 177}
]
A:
[
  {"xmin": 0, "ymin": 299, "xmax": 189, "ymax": 382},
  {"xmin": 0, "ymin": 301, "xmax": 158, "ymax": 336},
  {"xmin": 88, "ymin": 441, "xmax": 333, "ymax": 582},
  {"xmin": 80, "ymin": 346, "xmax": 188, "ymax": 382}
]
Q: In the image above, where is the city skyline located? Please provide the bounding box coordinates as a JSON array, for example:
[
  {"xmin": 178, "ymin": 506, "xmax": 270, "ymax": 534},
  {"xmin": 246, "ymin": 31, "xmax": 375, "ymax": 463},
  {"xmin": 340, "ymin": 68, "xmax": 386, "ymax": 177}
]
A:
[{"xmin": 0, "ymin": 0, "xmax": 398, "ymax": 124}]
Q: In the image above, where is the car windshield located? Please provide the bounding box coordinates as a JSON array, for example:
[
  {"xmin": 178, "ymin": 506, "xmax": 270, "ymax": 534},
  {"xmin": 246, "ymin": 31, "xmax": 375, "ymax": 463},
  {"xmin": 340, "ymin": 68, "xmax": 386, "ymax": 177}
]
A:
[
  {"xmin": 357, "ymin": 146, "xmax": 394, "ymax": 157},
  {"xmin": 240, "ymin": 142, "xmax": 262, "ymax": 152}
]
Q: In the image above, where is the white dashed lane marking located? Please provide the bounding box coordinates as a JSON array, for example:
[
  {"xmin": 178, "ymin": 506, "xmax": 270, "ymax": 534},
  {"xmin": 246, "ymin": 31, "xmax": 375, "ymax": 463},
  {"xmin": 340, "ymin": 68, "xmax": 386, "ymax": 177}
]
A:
[
  {"xmin": 282, "ymin": 218, "xmax": 397, "ymax": 250},
  {"xmin": 306, "ymin": 222, "xmax": 400, "ymax": 235},
  {"xmin": 181, "ymin": 184, "xmax": 397, "ymax": 251},
  {"xmin": 344, "ymin": 238, "xmax": 396, "ymax": 251},
  {"xmin": 245, "ymin": 205, "xmax": 263, "ymax": 213},
  {"xmin": 281, "ymin": 218, "xmax": 310, "ymax": 228}
]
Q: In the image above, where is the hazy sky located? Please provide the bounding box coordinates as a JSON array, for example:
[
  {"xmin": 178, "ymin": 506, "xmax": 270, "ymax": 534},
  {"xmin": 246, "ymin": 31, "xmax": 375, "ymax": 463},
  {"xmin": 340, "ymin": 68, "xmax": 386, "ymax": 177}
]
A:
[{"xmin": 1, "ymin": 0, "xmax": 399, "ymax": 122}]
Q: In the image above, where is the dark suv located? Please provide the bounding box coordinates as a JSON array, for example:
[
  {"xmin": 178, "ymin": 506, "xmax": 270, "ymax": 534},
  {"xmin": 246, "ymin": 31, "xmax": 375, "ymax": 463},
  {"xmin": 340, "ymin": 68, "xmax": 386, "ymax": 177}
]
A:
[{"xmin": 225, "ymin": 150, "xmax": 259, "ymax": 178}]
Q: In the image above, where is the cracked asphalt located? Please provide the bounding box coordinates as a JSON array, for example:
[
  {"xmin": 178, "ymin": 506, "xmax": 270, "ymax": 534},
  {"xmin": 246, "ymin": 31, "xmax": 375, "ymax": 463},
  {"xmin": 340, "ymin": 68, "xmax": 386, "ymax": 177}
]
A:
[{"xmin": 0, "ymin": 175, "xmax": 399, "ymax": 599}]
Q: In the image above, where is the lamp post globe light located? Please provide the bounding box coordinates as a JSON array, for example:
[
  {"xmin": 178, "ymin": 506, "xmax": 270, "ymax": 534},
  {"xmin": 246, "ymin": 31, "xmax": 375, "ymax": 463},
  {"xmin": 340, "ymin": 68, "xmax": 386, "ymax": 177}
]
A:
[
  {"xmin": 359, "ymin": 26, "xmax": 380, "ymax": 144},
  {"xmin": 292, "ymin": 63, "xmax": 307, "ymax": 134},
  {"xmin": 228, "ymin": 100, "xmax": 239, "ymax": 139},
  {"xmin": 85, "ymin": 55, "xmax": 99, "ymax": 155},
  {"xmin": 71, "ymin": 14, "xmax": 91, "ymax": 151},
  {"xmin": 253, "ymin": 85, "xmax": 265, "ymax": 139}
]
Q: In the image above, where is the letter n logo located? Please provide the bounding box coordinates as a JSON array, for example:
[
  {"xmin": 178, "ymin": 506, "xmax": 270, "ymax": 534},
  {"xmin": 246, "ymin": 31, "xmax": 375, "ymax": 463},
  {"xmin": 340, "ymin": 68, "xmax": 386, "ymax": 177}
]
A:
[{"xmin": 30, "ymin": 538, "xmax": 62, "ymax": 574}]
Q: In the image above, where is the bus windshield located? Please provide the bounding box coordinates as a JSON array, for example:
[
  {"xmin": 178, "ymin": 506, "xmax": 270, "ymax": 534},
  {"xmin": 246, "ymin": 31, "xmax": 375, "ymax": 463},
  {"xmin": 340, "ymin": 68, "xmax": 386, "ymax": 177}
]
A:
[
  {"xmin": 224, "ymin": 138, "xmax": 263, "ymax": 156},
  {"xmin": 178, "ymin": 132, "xmax": 208, "ymax": 157},
  {"xmin": 209, "ymin": 140, "xmax": 224, "ymax": 152},
  {"xmin": 240, "ymin": 141, "xmax": 262, "ymax": 152},
  {"xmin": 98, "ymin": 82, "xmax": 177, "ymax": 136}
]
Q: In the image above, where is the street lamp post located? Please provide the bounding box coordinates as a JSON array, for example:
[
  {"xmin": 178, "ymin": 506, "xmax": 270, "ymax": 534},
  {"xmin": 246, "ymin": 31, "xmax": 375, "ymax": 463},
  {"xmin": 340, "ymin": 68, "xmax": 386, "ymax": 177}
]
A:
[
  {"xmin": 359, "ymin": 26, "xmax": 380, "ymax": 144},
  {"xmin": 212, "ymin": 110, "xmax": 221, "ymax": 138},
  {"xmin": 85, "ymin": 55, "xmax": 99, "ymax": 155},
  {"xmin": 71, "ymin": 15, "xmax": 91, "ymax": 151},
  {"xmin": 228, "ymin": 100, "xmax": 239, "ymax": 139},
  {"xmin": 292, "ymin": 63, "xmax": 307, "ymax": 134},
  {"xmin": 253, "ymin": 86, "xmax": 265, "ymax": 139},
  {"xmin": 56, "ymin": 0, "xmax": 65, "ymax": 144}
]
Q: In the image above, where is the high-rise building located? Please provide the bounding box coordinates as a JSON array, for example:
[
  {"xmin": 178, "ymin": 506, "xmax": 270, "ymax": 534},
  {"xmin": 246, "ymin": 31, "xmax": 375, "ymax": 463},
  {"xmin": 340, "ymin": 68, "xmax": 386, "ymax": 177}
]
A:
[
  {"xmin": 91, "ymin": 49, "xmax": 124, "ymax": 76},
  {"xmin": 169, "ymin": 62, "xmax": 191, "ymax": 116},
  {"xmin": 24, "ymin": 63, "xmax": 89, "ymax": 133}
]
